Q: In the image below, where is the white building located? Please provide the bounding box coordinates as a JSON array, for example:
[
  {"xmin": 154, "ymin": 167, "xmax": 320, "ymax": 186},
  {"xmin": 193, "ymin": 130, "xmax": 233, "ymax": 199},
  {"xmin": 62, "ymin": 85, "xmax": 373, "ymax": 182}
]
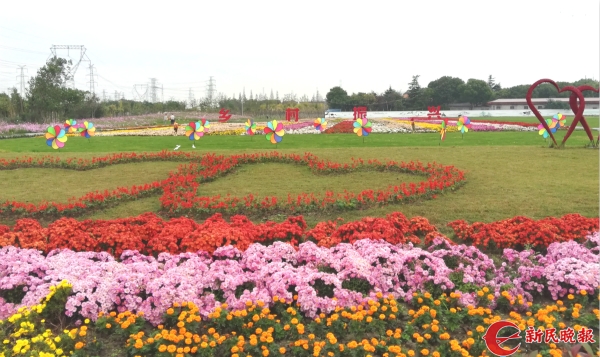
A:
[{"xmin": 486, "ymin": 98, "xmax": 600, "ymax": 110}]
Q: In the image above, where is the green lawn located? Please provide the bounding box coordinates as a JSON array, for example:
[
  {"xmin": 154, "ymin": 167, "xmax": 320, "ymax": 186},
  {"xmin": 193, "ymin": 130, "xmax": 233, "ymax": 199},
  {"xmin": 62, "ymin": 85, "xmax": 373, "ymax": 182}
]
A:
[
  {"xmin": 0, "ymin": 132, "xmax": 597, "ymax": 231},
  {"xmin": 0, "ymin": 130, "xmax": 597, "ymax": 153}
]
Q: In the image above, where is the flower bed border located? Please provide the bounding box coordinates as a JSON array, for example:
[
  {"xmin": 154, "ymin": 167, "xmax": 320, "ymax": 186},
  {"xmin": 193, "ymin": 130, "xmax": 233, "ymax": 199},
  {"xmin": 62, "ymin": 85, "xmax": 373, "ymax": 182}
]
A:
[{"xmin": 0, "ymin": 151, "xmax": 467, "ymax": 218}]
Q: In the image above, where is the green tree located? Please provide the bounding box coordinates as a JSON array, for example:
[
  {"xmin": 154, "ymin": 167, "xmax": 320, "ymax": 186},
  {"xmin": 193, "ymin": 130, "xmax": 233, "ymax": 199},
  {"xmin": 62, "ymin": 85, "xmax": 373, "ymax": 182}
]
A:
[
  {"xmin": 325, "ymin": 86, "xmax": 349, "ymax": 110},
  {"xmin": 26, "ymin": 57, "xmax": 74, "ymax": 122},
  {"xmin": 545, "ymin": 99, "xmax": 570, "ymax": 110},
  {"xmin": 0, "ymin": 93, "xmax": 11, "ymax": 118},
  {"xmin": 348, "ymin": 92, "xmax": 377, "ymax": 107},
  {"xmin": 459, "ymin": 79, "xmax": 494, "ymax": 108},
  {"xmin": 377, "ymin": 87, "xmax": 404, "ymax": 110},
  {"xmin": 487, "ymin": 75, "xmax": 502, "ymax": 92},
  {"xmin": 405, "ymin": 75, "xmax": 428, "ymax": 110},
  {"xmin": 427, "ymin": 76, "xmax": 465, "ymax": 107}
]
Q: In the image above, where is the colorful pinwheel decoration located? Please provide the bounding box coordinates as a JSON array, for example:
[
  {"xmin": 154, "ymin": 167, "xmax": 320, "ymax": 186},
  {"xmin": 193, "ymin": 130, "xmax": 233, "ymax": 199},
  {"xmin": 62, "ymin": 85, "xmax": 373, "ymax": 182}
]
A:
[
  {"xmin": 439, "ymin": 119, "xmax": 448, "ymax": 145},
  {"xmin": 45, "ymin": 125, "xmax": 68, "ymax": 150},
  {"xmin": 78, "ymin": 121, "xmax": 96, "ymax": 139},
  {"xmin": 245, "ymin": 119, "xmax": 257, "ymax": 141},
  {"xmin": 264, "ymin": 120, "xmax": 285, "ymax": 147},
  {"xmin": 353, "ymin": 118, "xmax": 372, "ymax": 143},
  {"xmin": 64, "ymin": 119, "xmax": 77, "ymax": 134},
  {"xmin": 553, "ymin": 113, "xmax": 567, "ymax": 128},
  {"xmin": 186, "ymin": 119, "xmax": 210, "ymax": 140},
  {"xmin": 314, "ymin": 118, "xmax": 327, "ymax": 132},
  {"xmin": 457, "ymin": 116, "xmax": 471, "ymax": 138},
  {"xmin": 537, "ymin": 118, "xmax": 560, "ymax": 139}
]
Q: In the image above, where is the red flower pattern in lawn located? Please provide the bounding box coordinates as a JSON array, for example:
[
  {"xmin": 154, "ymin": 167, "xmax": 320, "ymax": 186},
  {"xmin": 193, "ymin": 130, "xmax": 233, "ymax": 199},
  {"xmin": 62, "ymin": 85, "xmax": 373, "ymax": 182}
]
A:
[
  {"xmin": 0, "ymin": 212, "xmax": 595, "ymax": 257},
  {"xmin": 0, "ymin": 151, "xmax": 466, "ymax": 217},
  {"xmin": 323, "ymin": 121, "xmax": 356, "ymax": 134}
]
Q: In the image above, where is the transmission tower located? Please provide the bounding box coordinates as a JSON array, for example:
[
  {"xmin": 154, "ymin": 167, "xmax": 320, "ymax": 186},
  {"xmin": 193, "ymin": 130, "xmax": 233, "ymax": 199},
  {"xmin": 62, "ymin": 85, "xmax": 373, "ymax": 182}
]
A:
[
  {"xmin": 49, "ymin": 45, "xmax": 91, "ymax": 89},
  {"xmin": 206, "ymin": 76, "xmax": 216, "ymax": 106},
  {"xmin": 87, "ymin": 63, "xmax": 97, "ymax": 97},
  {"xmin": 15, "ymin": 66, "xmax": 28, "ymax": 97},
  {"xmin": 149, "ymin": 78, "xmax": 160, "ymax": 103},
  {"xmin": 133, "ymin": 84, "xmax": 148, "ymax": 102},
  {"xmin": 102, "ymin": 90, "xmax": 107, "ymax": 102},
  {"xmin": 188, "ymin": 88, "xmax": 195, "ymax": 108}
]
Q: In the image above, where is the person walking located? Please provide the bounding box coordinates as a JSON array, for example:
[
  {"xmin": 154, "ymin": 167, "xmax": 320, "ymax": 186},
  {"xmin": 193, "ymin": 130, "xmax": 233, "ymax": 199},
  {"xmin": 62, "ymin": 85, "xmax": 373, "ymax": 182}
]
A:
[
  {"xmin": 164, "ymin": 113, "xmax": 168, "ymax": 122},
  {"xmin": 173, "ymin": 121, "xmax": 179, "ymax": 136},
  {"xmin": 170, "ymin": 114, "xmax": 175, "ymax": 125}
]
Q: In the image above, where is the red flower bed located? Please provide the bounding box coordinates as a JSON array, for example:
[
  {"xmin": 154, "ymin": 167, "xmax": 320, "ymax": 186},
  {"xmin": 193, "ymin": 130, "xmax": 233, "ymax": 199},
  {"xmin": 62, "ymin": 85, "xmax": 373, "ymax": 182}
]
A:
[
  {"xmin": 323, "ymin": 121, "xmax": 355, "ymax": 134},
  {"xmin": 0, "ymin": 152, "xmax": 467, "ymax": 218},
  {"xmin": 448, "ymin": 213, "xmax": 599, "ymax": 249},
  {"xmin": 0, "ymin": 212, "xmax": 439, "ymax": 256},
  {"xmin": 406, "ymin": 118, "xmax": 539, "ymax": 127},
  {"xmin": 0, "ymin": 212, "xmax": 596, "ymax": 257}
]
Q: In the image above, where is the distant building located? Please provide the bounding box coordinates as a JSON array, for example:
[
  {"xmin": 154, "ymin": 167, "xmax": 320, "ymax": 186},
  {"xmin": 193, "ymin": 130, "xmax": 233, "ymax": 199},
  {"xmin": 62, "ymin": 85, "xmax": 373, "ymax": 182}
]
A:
[{"xmin": 486, "ymin": 98, "xmax": 600, "ymax": 110}]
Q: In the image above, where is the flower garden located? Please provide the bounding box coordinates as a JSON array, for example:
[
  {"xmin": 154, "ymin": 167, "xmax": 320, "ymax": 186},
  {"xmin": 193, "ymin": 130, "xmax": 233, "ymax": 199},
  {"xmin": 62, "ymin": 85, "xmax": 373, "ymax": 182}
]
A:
[{"xmin": 0, "ymin": 115, "xmax": 598, "ymax": 357}]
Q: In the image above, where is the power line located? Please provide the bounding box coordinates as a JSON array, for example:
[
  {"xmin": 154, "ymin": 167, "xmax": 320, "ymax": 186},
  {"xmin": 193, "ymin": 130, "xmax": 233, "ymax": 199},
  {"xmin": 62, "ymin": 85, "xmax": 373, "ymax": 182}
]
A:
[{"xmin": 0, "ymin": 44, "xmax": 48, "ymax": 55}]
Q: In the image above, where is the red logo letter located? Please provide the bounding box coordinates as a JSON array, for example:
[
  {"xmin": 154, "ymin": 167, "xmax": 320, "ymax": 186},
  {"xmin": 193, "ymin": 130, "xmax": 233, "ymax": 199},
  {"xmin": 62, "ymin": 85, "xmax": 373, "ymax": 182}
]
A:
[{"xmin": 482, "ymin": 321, "xmax": 522, "ymax": 356}]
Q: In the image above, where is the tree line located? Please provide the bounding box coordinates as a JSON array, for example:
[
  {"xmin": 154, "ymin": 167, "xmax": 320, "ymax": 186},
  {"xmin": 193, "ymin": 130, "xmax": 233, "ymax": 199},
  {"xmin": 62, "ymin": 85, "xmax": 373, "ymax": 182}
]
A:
[
  {"xmin": 0, "ymin": 57, "xmax": 188, "ymax": 123},
  {"xmin": 2, "ymin": 57, "xmax": 597, "ymax": 123},
  {"xmin": 325, "ymin": 75, "xmax": 599, "ymax": 111}
]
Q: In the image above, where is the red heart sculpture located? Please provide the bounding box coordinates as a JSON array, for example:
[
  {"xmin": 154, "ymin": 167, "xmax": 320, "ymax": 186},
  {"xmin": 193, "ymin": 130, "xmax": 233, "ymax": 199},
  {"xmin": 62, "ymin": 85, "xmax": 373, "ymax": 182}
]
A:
[
  {"xmin": 526, "ymin": 79, "xmax": 585, "ymax": 147},
  {"xmin": 567, "ymin": 85, "xmax": 599, "ymax": 145}
]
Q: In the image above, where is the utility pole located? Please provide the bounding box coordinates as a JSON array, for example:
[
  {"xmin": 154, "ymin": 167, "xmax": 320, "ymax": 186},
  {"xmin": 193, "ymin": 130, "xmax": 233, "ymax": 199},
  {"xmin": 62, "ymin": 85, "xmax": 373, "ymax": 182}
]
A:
[
  {"xmin": 114, "ymin": 90, "xmax": 118, "ymax": 101},
  {"xmin": 102, "ymin": 90, "xmax": 106, "ymax": 102},
  {"xmin": 241, "ymin": 87, "xmax": 245, "ymax": 116}
]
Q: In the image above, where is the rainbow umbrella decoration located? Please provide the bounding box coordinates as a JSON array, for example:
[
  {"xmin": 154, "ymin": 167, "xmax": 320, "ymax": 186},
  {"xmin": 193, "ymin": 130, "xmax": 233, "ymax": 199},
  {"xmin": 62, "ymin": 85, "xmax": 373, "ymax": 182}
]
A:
[
  {"xmin": 78, "ymin": 121, "xmax": 96, "ymax": 139},
  {"xmin": 457, "ymin": 116, "xmax": 471, "ymax": 139},
  {"xmin": 45, "ymin": 125, "xmax": 68, "ymax": 149},
  {"xmin": 245, "ymin": 119, "xmax": 257, "ymax": 141},
  {"xmin": 439, "ymin": 119, "xmax": 448, "ymax": 145},
  {"xmin": 264, "ymin": 120, "xmax": 285, "ymax": 147},
  {"xmin": 353, "ymin": 118, "xmax": 372, "ymax": 143},
  {"xmin": 314, "ymin": 118, "xmax": 327, "ymax": 132},
  {"xmin": 64, "ymin": 119, "xmax": 77, "ymax": 134},
  {"xmin": 186, "ymin": 121, "xmax": 206, "ymax": 140}
]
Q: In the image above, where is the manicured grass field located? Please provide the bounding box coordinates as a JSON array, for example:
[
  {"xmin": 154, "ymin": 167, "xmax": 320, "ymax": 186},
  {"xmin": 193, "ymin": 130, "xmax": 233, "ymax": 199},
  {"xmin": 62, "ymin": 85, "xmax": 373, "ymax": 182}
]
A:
[
  {"xmin": 0, "ymin": 130, "xmax": 597, "ymax": 153},
  {"xmin": 0, "ymin": 131, "xmax": 597, "ymax": 230}
]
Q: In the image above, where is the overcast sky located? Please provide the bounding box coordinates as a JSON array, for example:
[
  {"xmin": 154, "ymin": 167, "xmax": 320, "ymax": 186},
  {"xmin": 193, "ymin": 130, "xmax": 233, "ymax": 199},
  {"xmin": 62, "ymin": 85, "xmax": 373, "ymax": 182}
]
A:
[{"xmin": 1, "ymin": 0, "xmax": 598, "ymax": 102}]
